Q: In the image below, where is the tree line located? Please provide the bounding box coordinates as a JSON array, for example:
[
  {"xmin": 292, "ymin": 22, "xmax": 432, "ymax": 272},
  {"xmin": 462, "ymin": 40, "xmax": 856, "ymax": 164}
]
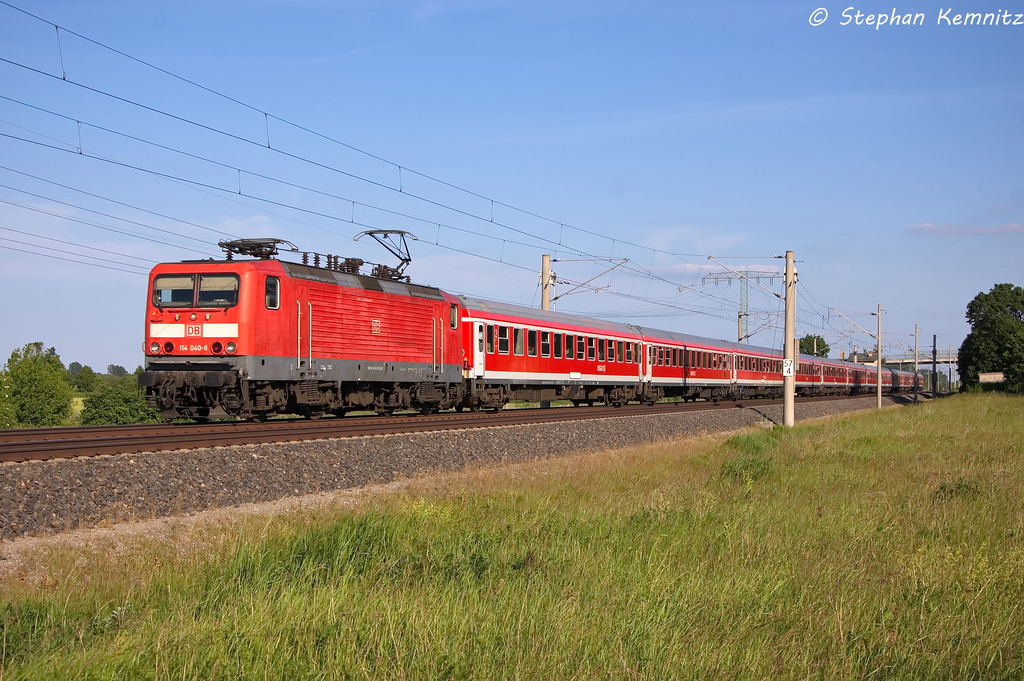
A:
[{"xmin": 0, "ymin": 342, "xmax": 159, "ymax": 428}]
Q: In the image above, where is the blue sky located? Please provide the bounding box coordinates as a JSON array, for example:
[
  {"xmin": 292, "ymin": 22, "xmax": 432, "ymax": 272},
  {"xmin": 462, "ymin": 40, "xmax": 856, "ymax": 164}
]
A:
[{"xmin": 1, "ymin": 0, "xmax": 1021, "ymax": 370}]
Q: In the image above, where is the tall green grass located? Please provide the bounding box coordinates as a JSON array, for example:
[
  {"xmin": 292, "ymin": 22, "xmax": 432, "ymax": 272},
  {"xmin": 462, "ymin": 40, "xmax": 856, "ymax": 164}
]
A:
[{"xmin": 3, "ymin": 394, "xmax": 1023, "ymax": 678}]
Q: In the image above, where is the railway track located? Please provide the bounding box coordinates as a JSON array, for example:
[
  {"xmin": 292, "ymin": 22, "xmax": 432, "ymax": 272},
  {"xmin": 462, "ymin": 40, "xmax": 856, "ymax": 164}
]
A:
[{"xmin": 0, "ymin": 395, "xmax": 869, "ymax": 464}]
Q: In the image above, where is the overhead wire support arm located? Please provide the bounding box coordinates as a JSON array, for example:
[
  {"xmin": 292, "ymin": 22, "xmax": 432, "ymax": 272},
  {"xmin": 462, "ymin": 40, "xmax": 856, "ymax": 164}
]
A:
[
  {"xmin": 830, "ymin": 308, "xmax": 874, "ymax": 337},
  {"xmin": 704, "ymin": 256, "xmax": 783, "ymax": 299},
  {"xmin": 550, "ymin": 257, "xmax": 628, "ymax": 303}
]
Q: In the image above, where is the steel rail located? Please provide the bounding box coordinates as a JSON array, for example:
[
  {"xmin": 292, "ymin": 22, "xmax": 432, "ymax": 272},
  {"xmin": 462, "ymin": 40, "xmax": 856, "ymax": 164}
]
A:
[{"xmin": 0, "ymin": 395, "xmax": 865, "ymax": 464}]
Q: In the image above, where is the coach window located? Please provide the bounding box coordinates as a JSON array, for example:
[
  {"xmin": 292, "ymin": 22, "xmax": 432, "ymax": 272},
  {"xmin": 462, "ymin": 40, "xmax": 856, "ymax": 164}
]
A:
[
  {"xmin": 498, "ymin": 326, "xmax": 509, "ymax": 354},
  {"xmin": 450, "ymin": 304, "xmax": 459, "ymax": 330},
  {"xmin": 486, "ymin": 325, "xmax": 495, "ymax": 353},
  {"xmin": 608, "ymin": 340, "xmax": 616, "ymax": 363},
  {"xmin": 616, "ymin": 340, "xmax": 624, "ymax": 362},
  {"xmin": 566, "ymin": 334, "xmax": 574, "ymax": 359},
  {"xmin": 197, "ymin": 274, "xmax": 240, "ymax": 307},
  {"xmin": 624, "ymin": 342, "xmax": 633, "ymax": 364},
  {"xmin": 265, "ymin": 276, "xmax": 280, "ymax": 310},
  {"xmin": 541, "ymin": 331, "xmax": 551, "ymax": 357},
  {"xmin": 553, "ymin": 333, "xmax": 562, "ymax": 358},
  {"xmin": 514, "ymin": 328, "xmax": 525, "ymax": 356},
  {"xmin": 587, "ymin": 337, "xmax": 596, "ymax": 361},
  {"xmin": 527, "ymin": 329, "xmax": 538, "ymax": 357},
  {"xmin": 577, "ymin": 335, "xmax": 586, "ymax": 359},
  {"xmin": 598, "ymin": 338, "xmax": 606, "ymax": 362}
]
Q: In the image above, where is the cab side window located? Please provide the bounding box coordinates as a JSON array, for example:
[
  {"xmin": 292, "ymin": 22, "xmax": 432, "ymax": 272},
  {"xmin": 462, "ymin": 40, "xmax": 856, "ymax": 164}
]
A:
[{"xmin": 265, "ymin": 276, "xmax": 280, "ymax": 310}]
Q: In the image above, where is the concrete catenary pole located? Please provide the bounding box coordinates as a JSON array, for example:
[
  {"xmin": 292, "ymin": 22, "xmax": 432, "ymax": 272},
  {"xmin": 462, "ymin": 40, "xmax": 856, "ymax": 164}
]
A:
[
  {"xmin": 932, "ymin": 334, "xmax": 938, "ymax": 396},
  {"xmin": 914, "ymin": 324, "xmax": 919, "ymax": 404},
  {"xmin": 541, "ymin": 254, "xmax": 552, "ymax": 311},
  {"xmin": 875, "ymin": 304, "xmax": 883, "ymax": 410},
  {"xmin": 783, "ymin": 251, "xmax": 796, "ymax": 427}
]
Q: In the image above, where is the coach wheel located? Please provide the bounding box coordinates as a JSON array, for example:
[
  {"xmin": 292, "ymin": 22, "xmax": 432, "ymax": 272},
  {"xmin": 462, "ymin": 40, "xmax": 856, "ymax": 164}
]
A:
[
  {"xmin": 378, "ymin": 409, "xmax": 394, "ymax": 417},
  {"xmin": 454, "ymin": 404, "xmax": 464, "ymax": 412},
  {"xmin": 587, "ymin": 400, "xmax": 595, "ymax": 407},
  {"xmin": 304, "ymin": 411, "xmax": 323, "ymax": 420},
  {"xmin": 612, "ymin": 401, "xmax": 623, "ymax": 408},
  {"xmin": 249, "ymin": 413, "xmax": 268, "ymax": 423}
]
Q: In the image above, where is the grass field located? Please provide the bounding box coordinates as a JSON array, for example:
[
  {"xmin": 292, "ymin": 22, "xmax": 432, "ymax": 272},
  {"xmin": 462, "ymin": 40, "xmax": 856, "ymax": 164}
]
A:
[{"xmin": 2, "ymin": 394, "xmax": 1023, "ymax": 679}]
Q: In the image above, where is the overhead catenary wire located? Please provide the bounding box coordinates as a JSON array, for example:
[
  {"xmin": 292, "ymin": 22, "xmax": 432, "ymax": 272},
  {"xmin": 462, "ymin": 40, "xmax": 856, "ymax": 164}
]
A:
[
  {"xmin": 0, "ymin": 0, "xmax": 773, "ymax": 266},
  {"xmin": 0, "ymin": 1, "xmax": 827, "ymax": 331},
  {"xmin": 0, "ymin": 128, "xmax": 755, "ymax": 319},
  {"xmin": 1, "ymin": 243, "xmax": 148, "ymax": 275}
]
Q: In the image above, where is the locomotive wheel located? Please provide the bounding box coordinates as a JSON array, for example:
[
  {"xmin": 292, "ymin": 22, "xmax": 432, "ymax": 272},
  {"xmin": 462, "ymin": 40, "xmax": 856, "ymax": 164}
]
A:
[
  {"xmin": 249, "ymin": 413, "xmax": 268, "ymax": 423},
  {"xmin": 469, "ymin": 404, "xmax": 481, "ymax": 412},
  {"xmin": 454, "ymin": 405, "xmax": 464, "ymax": 412}
]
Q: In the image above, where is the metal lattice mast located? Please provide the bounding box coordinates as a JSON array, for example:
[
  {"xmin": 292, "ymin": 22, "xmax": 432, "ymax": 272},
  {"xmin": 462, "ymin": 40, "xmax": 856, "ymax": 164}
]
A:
[{"xmin": 702, "ymin": 270, "xmax": 776, "ymax": 343}]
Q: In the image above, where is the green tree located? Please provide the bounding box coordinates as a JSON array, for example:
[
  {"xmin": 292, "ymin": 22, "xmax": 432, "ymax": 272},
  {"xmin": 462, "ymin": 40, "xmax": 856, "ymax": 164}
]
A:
[
  {"xmin": 799, "ymin": 334, "xmax": 830, "ymax": 357},
  {"xmin": 73, "ymin": 365, "xmax": 99, "ymax": 393},
  {"xmin": 4, "ymin": 342, "xmax": 74, "ymax": 427},
  {"xmin": 0, "ymin": 370, "xmax": 17, "ymax": 429},
  {"xmin": 80, "ymin": 376, "xmax": 161, "ymax": 425},
  {"xmin": 106, "ymin": 364, "xmax": 128, "ymax": 378},
  {"xmin": 957, "ymin": 283, "xmax": 1024, "ymax": 392},
  {"xmin": 68, "ymin": 361, "xmax": 83, "ymax": 377}
]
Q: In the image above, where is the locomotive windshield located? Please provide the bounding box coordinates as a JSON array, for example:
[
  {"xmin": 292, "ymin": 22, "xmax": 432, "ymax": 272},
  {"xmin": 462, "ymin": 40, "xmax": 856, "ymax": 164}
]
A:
[{"xmin": 153, "ymin": 273, "xmax": 239, "ymax": 308}]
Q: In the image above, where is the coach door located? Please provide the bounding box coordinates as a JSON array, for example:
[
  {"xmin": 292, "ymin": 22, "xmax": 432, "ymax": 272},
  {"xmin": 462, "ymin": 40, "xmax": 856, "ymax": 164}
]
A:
[
  {"xmin": 472, "ymin": 322, "xmax": 485, "ymax": 378},
  {"xmin": 644, "ymin": 343, "xmax": 653, "ymax": 382}
]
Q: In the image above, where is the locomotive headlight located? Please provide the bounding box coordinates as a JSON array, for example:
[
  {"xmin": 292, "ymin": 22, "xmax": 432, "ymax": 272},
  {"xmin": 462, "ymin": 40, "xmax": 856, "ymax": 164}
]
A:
[
  {"xmin": 150, "ymin": 342, "xmax": 161, "ymax": 354},
  {"xmin": 226, "ymin": 342, "xmax": 237, "ymax": 354}
]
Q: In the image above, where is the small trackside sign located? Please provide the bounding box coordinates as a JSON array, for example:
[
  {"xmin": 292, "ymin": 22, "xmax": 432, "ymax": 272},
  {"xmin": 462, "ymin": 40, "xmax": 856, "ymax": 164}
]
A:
[{"xmin": 783, "ymin": 359, "xmax": 795, "ymax": 377}]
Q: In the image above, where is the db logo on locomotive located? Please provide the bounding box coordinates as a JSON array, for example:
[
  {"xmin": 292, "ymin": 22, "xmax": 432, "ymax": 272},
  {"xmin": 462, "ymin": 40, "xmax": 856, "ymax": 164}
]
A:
[{"xmin": 186, "ymin": 325, "xmax": 202, "ymax": 337}]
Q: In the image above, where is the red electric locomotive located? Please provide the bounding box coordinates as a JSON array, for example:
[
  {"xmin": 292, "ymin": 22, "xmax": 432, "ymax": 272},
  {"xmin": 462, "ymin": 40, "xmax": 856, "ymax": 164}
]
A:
[
  {"xmin": 140, "ymin": 238, "xmax": 464, "ymax": 420},
  {"xmin": 139, "ymin": 238, "xmax": 923, "ymax": 420}
]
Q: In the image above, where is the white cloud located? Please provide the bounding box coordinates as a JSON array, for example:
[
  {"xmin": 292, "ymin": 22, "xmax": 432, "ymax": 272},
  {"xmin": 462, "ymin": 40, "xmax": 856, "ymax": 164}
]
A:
[{"xmin": 908, "ymin": 223, "xmax": 1024, "ymax": 236}]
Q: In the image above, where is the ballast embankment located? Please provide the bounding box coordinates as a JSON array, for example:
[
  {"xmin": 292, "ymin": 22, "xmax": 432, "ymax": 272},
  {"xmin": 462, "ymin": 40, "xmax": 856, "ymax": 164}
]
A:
[{"xmin": 1, "ymin": 396, "xmax": 915, "ymax": 539}]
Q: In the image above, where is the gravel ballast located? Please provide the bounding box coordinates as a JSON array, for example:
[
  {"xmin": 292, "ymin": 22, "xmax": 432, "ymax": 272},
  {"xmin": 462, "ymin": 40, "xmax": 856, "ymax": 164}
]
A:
[{"xmin": 0, "ymin": 396, "xmax": 913, "ymax": 539}]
